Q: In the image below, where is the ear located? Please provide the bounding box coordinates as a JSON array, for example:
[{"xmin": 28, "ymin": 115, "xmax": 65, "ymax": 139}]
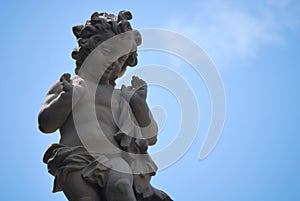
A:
[{"xmin": 72, "ymin": 25, "xmax": 84, "ymax": 38}]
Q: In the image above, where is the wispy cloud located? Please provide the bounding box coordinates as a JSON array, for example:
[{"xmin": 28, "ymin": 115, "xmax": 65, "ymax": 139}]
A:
[{"xmin": 164, "ymin": 0, "xmax": 300, "ymax": 65}]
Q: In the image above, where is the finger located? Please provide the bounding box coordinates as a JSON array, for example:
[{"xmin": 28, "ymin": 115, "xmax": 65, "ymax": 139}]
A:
[
  {"xmin": 60, "ymin": 76, "xmax": 65, "ymax": 82},
  {"xmin": 131, "ymin": 76, "xmax": 142, "ymax": 88},
  {"xmin": 60, "ymin": 73, "xmax": 71, "ymax": 82},
  {"xmin": 132, "ymin": 76, "xmax": 140, "ymax": 83},
  {"xmin": 64, "ymin": 73, "xmax": 71, "ymax": 81},
  {"xmin": 131, "ymin": 77, "xmax": 137, "ymax": 88},
  {"xmin": 133, "ymin": 76, "xmax": 146, "ymax": 85},
  {"xmin": 121, "ymin": 84, "xmax": 126, "ymax": 92},
  {"xmin": 61, "ymin": 80, "xmax": 73, "ymax": 92}
]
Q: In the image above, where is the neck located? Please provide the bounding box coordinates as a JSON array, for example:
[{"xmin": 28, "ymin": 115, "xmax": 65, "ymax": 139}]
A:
[
  {"xmin": 78, "ymin": 68, "xmax": 100, "ymax": 83},
  {"xmin": 78, "ymin": 70, "xmax": 113, "ymax": 86}
]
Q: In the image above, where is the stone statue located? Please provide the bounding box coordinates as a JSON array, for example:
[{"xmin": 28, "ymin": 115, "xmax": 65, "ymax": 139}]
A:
[{"xmin": 38, "ymin": 11, "xmax": 173, "ymax": 201}]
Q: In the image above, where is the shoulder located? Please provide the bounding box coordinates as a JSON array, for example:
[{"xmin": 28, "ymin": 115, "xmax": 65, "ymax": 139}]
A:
[
  {"xmin": 46, "ymin": 74, "xmax": 83, "ymax": 95},
  {"xmin": 70, "ymin": 75, "xmax": 84, "ymax": 85}
]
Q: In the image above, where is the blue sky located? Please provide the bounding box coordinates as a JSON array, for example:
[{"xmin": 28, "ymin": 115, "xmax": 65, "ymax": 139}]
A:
[{"xmin": 1, "ymin": 0, "xmax": 300, "ymax": 200}]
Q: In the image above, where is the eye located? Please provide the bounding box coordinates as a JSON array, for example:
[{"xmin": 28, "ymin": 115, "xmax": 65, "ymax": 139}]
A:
[{"xmin": 102, "ymin": 47, "xmax": 111, "ymax": 55}]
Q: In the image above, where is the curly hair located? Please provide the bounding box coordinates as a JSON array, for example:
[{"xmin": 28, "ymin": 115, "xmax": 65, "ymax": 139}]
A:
[{"xmin": 71, "ymin": 11, "xmax": 141, "ymax": 77}]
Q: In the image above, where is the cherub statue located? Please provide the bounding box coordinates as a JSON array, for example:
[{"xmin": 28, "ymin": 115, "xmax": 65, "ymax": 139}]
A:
[{"xmin": 38, "ymin": 11, "xmax": 172, "ymax": 201}]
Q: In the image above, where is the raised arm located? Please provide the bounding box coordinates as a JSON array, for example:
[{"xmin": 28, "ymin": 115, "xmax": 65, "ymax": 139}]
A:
[
  {"xmin": 121, "ymin": 76, "xmax": 158, "ymax": 145},
  {"xmin": 130, "ymin": 99, "xmax": 158, "ymax": 146},
  {"xmin": 38, "ymin": 73, "xmax": 82, "ymax": 133}
]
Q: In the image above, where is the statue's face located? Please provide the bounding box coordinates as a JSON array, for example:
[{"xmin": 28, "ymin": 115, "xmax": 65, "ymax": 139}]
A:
[
  {"xmin": 79, "ymin": 29, "xmax": 136, "ymax": 83},
  {"xmin": 100, "ymin": 54, "xmax": 129, "ymax": 81},
  {"xmin": 96, "ymin": 30, "xmax": 136, "ymax": 82}
]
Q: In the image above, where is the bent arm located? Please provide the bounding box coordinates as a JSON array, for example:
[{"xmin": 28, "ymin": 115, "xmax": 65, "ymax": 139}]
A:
[
  {"xmin": 130, "ymin": 97, "xmax": 158, "ymax": 145},
  {"xmin": 38, "ymin": 81, "xmax": 72, "ymax": 133}
]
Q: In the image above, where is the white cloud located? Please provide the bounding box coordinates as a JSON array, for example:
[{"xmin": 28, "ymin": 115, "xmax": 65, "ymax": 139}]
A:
[{"xmin": 164, "ymin": 0, "xmax": 300, "ymax": 65}]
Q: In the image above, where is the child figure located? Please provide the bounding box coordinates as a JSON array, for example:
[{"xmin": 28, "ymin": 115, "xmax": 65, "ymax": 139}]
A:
[{"xmin": 38, "ymin": 11, "xmax": 172, "ymax": 201}]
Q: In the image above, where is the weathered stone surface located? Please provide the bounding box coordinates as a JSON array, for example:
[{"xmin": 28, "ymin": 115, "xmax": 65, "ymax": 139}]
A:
[{"xmin": 38, "ymin": 11, "xmax": 173, "ymax": 201}]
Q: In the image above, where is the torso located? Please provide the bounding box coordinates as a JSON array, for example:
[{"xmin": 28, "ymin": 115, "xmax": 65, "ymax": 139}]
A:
[{"xmin": 59, "ymin": 76, "xmax": 122, "ymax": 155}]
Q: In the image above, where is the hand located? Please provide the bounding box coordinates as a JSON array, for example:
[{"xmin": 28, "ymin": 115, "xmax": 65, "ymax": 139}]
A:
[
  {"xmin": 60, "ymin": 73, "xmax": 85, "ymax": 100},
  {"xmin": 60, "ymin": 73, "xmax": 73, "ymax": 93},
  {"xmin": 121, "ymin": 76, "xmax": 147, "ymax": 102},
  {"xmin": 131, "ymin": 76, "xmax": 147, "ymax": 99}
]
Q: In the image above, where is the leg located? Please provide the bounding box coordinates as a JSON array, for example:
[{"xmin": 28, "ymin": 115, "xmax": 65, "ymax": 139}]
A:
[
  {"xmin": 63, "ymin": 170, "xmax": 102, "ymax": 201},
  {"xmin": 106, "ymin": 169, "xmax": 137, "ymax": 201}
]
